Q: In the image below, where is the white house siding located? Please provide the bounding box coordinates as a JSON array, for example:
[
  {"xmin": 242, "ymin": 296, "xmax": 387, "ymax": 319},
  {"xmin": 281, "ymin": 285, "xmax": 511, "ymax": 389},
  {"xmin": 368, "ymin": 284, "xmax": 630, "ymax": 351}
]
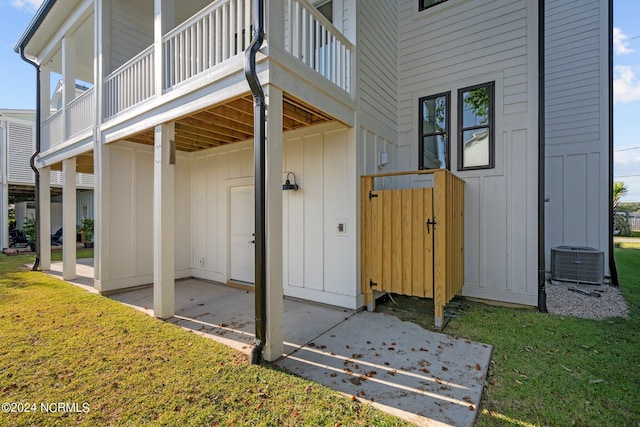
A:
[
  {"xmin": 356, "ymin": 1, "xmax": 400, "ymax": 176},
  {"xmin": 100, "ymin": 141, "xmax": 191, "ymax": 291},
  {"xmin": 544, "ymin": 0, "xmax": 609, "ymax": 273},
  {"xmin": 396, "ymin": 0, "xmax": 539, "ymax": 305},
  {"xmin": 109, "ymin": 0, "xmax": 153, "ymax": 73},
  {"xmin": 191, "ymin": 123, "xmax": 359, "ymax": 308}
]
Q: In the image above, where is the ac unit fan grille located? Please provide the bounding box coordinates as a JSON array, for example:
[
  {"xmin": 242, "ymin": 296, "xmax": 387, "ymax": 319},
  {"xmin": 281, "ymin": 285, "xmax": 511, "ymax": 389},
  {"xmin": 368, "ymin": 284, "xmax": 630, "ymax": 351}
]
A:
[{"xmin": 551, "ymin": 246, "xmax": 604, "ymax": 285}]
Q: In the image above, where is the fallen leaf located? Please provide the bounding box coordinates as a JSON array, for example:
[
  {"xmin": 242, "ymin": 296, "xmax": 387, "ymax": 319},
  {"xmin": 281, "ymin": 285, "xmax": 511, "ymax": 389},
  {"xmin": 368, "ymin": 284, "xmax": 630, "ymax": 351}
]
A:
[{"xmin": 475, "ymin": 363, "xmax": 481, "ymax": 371}]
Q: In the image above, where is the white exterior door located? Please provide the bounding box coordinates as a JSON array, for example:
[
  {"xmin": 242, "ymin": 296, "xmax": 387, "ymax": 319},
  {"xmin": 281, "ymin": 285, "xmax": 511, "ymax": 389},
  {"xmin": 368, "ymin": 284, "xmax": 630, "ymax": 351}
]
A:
[{"xmin": 230, "ymin": 186, "xmax": 255, "ymax": 283}]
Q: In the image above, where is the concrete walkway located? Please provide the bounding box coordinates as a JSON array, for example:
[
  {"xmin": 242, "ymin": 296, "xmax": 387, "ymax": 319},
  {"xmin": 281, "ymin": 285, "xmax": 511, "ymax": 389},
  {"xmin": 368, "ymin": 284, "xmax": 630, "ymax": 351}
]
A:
[{"xmin": 47, "ymin": 260, "xmax": 492, "ymax": 426}]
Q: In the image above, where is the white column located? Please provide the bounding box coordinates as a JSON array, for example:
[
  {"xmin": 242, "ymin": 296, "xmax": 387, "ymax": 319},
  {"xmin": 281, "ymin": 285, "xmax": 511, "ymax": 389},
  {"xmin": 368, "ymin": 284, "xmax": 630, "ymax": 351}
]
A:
[
  {"xmin": 39, "ymin": 167, "xmax": 52, "ymax": 270},
  {"xmin": 40, "ymin": 67, "xmax": 51, "ymax": 122},
  {"xmin": 154, "ymin": 0, "xmax": 174, "ymax": 96},
  {"xmin": 93, "ymin": 140, "xmax": 110, "ymax": 291},
  {"xmin": 153, "ymin": 122, "xmax": 175, "ymax": 319},
  {"xmin": 62, "ymin": 158, "xmax": 77, "ymax": 280},
  {"xmin": 263, "ymin": 85, "xmax": 284, "ymax": 362},
  {"xmin": 62, "ymin": 36, "xmax": 76, "ymax": 139},
  {"xmin": 0, "ymin": 123, "xmax": 7, "ymax": 250}
]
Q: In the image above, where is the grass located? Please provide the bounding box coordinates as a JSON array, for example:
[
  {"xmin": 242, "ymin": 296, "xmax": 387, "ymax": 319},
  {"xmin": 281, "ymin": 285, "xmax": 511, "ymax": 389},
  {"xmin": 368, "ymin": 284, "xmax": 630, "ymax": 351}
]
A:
[
  {"xmin": 446, "ymin": 246, "xmax": 640, "ymax": 426},
  {"xmin": 0, "ymin": 252, "xmax": 408, "ymax": 426},
  {"xmin": 2, "ymin": 248, "xmax": 639, "ymax": 426}
]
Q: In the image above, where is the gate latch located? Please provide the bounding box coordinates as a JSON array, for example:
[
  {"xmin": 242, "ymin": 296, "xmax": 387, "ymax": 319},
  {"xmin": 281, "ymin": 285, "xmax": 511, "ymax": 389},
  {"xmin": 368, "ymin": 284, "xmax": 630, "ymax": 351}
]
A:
[
  {"xmin": 370, "ymin": 279, "xmax": 378, "ymax": 288},
  {"xmin": 369, "ymin": 191, "xmax": 379, "ymax": 200},
  {"xmin": 426, "ymin": 218, "xmax": 437, "ymax": 234}
]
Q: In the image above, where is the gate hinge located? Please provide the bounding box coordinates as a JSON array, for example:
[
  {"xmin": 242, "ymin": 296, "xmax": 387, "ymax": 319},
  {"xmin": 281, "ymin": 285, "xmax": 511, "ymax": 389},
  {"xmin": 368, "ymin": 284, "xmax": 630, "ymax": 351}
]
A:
[
  {"xmin": 369, "ymin": 279, "xmax": 378, "ymax": 288},
  {"xmin": 369, "ymin": 191, "xmax": 379, "ymax": 200}
]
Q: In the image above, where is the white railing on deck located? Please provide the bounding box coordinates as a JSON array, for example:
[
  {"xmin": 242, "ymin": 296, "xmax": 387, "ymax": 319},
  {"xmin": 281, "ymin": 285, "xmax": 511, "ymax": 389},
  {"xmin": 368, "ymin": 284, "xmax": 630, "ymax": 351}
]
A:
[
  {"xmin": 66, "ymin": 87, "xmax": 95, "ymax": 137},
  {"xmin": 41, "ymin": 110, "xmax": 64, "ymax": 152},
  {"xmin": 104, "ymin": 46, "xmax": 155, "ymax": 118},
  {"xmin": 163, "ymin": 0, "xmax": 252, "ymax": 89},
  {"xmin": 285, "ymin": 0, "xmax": 353, "ymax": 93}
]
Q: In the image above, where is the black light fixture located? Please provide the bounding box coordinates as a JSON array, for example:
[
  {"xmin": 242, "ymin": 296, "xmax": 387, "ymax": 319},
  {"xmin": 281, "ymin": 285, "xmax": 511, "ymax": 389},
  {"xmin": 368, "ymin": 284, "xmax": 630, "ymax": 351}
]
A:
[{"xmin": 282, "ymin": 171, "xmax": 299, "ymax": 191}]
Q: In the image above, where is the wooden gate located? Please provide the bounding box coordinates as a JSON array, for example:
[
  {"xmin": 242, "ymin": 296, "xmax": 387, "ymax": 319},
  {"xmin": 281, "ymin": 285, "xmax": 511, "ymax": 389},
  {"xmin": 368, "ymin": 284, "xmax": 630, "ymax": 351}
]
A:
[{"xmin": 361, "ymin": 169, "xmax": 464, "ymax": 327}]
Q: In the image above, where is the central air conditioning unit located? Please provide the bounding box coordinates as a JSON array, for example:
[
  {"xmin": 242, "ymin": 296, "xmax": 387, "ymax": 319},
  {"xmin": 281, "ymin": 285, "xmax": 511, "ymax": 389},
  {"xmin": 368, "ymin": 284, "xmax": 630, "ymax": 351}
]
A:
[{"xmin": 551, "ymin": 246, "xmax": 604, "ymax": 285}]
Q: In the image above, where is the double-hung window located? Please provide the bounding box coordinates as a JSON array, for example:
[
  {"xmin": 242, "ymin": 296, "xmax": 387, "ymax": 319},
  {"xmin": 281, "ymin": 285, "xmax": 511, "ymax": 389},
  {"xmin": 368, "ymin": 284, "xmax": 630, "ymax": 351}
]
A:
[
  {"xmin": 458, "ymin": 82, "xmax": 494, "ymax": 170},
  {"xmin": 418, "ymin": 92, "xmax": 450, "ymax": 170}
]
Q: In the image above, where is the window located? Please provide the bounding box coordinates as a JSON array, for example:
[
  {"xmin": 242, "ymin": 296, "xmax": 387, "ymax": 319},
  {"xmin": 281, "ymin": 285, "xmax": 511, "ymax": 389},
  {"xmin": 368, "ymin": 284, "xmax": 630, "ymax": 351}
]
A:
[
  {"xmin": 419, "ymin": 92, "xmax": 450, "ymax": 170},
  {"xmin": 458, "ymin": 82, "xmax": 494, "ymax": 170},
  {"xmin": 419, "ymin": 0, "xmax": 448, "ymax": 11}
]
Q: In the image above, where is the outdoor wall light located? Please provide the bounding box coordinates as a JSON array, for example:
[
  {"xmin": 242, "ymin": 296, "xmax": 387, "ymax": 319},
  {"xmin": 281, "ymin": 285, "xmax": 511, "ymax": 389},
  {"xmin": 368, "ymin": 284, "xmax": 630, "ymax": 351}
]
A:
[{"xmin": 282, "ymin": 171, "xmax": 299, "ymax": 191}]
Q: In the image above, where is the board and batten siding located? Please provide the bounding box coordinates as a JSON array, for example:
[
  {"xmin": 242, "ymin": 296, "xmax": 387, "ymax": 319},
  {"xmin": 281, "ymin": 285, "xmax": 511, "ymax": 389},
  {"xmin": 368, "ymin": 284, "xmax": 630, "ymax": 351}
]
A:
[
  {"xmin": 395, "ymin": 0, "xmax": 539, "ymax": 305},
  {"xmin": 191, "ymin": 123, "xmax": 359, "ymax": 308},
  {"xmin": 544, "ymin": 0, "xmax": 609, "ymax": 273},
  {"xmin": 99, "ymin": 141, "xmax": 191, "ymax": 291}
]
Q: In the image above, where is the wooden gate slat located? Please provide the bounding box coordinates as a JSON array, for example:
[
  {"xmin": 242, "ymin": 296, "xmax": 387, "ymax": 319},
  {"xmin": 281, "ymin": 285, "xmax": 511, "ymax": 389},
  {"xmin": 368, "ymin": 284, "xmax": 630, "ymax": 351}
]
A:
[
  {"xmin": 411, "ymin": 188, "xmax": 425, "ymax": 297},
  {"xmin": 381, "ymin": 190, "xmax": 392, "ymax": 290},
  {"xmin": 401, "ymin": 189, "xmax": 412, "ymax": 296},
  {"xmin": 424, "ymin": 187, "xmax": 434, "ymax": 298},
  {"xmin": 371, "ymin": 190, "xmax": 383, "ymax": 288},
  {"xmin": 391, "ymin": 189, "xmax": 402, "ymax": 294}
]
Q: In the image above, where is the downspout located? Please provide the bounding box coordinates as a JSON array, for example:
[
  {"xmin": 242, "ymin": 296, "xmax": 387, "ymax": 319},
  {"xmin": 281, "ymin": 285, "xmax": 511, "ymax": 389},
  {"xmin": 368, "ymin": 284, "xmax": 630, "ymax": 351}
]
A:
[
  {"xmin": 18, "ymin": 48, "xmax": 41, "ymax": 272},
  {"xmin": 607, "ymin": 0, "xmax": 618, "ymax": 286},
  {"xmin": 537, "ymin": 0, "xmax": 547, "ymax": 313},
  {"xmin": 245, "ymin": 0, "xmax": 266, "ymax": 365}
]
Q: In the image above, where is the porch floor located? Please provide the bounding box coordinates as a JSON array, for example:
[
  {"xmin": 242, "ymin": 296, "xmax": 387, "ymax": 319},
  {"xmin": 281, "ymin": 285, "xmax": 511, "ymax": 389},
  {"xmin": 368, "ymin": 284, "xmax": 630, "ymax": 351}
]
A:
[{"xmin": 47, "ymin": 260, "xmax": 492, "ymax": 427}]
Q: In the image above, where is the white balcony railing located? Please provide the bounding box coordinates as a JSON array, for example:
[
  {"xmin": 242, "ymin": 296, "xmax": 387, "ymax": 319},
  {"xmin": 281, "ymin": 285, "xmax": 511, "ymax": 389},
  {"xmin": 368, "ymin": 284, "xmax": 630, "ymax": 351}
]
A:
[
  {"xmin": 102, "ymin": 0, "xmax": 353, "ymax": 120},
  {"xmin": 41, "ymin": 110, "xmax": 64, "ymax": 152},
  {"xmin": 66, "ymin": 87, "xmax": 95, "ymax": 137},
  {"xmin": 163, "ymin": 0, "xmax": 251, "ymax": 89},
  {"xmin": 104, "ymin": 46, "xmax": 155, "ymax": 118},
  {"xmin": 285, "ymin": 0, "xmax": 353, "ymax": 93}
]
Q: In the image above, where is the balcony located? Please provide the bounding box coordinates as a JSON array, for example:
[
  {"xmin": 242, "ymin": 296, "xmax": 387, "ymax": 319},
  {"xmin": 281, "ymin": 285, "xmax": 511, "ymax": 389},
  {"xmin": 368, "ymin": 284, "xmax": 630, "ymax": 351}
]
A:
[
  {"xmin": 103, "ymin": 0, "xmax": 354, "ymax": 120},
  {"xmin": 41, "ymin": 87, "xmax": 95, "ymax": 152},
  {"xmin": 37, "ymin": 0, "xmax": 353, "ymax": 158}
]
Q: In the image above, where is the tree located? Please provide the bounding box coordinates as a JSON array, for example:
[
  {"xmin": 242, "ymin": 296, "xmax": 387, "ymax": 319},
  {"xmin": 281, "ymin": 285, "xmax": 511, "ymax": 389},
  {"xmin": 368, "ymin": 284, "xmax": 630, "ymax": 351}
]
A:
[{"xmin": 613, "ymin": 181, "xmax": 631, "ymax": 236}]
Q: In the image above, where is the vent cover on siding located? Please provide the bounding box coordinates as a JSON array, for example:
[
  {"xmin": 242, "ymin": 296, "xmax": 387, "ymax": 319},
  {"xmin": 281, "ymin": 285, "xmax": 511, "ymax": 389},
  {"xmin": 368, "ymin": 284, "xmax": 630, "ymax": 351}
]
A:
[
  {"xmin": 7, "ymin": 121, "xmax": 34, "ymax": 183},
  {"xmin": 551, "ymin": 246, "xmax": 604, "ymax": 285}
]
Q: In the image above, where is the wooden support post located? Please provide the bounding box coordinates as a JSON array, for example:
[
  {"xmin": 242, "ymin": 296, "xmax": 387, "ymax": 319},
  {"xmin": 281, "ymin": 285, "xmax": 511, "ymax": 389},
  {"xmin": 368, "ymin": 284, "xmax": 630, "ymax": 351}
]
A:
[
  {"xmin": 62, "ymin": 158, "xmax": 76, "ymax": 280},
  {"xmin": 153, "ymin": 122, "xmax": 175, "ymax": 319},
  {"xmin": 263, "ymin": 85, "xmax": 284, "ymax": 362},
  {"xmin": 39, "ymin": 167, "xmax": 51, "ymax": 270}
]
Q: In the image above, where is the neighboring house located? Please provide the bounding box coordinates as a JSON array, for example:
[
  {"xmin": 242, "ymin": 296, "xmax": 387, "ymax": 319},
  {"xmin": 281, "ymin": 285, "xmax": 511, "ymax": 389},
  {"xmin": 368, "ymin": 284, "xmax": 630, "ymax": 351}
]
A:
[
  {"xmin": 0, "ymin": 109, "xmax": 94, "ymax": 249},
  {"xmin": 15, "ymin": 0, "xmax": 612, "ymax": 360}
]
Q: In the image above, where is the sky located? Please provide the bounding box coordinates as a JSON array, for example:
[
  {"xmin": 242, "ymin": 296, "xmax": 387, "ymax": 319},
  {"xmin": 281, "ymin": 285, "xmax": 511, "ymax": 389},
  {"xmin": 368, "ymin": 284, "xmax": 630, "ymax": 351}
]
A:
[{"xmin": 1, "ymin": 0, "xmax": 639, "ymax": 201}]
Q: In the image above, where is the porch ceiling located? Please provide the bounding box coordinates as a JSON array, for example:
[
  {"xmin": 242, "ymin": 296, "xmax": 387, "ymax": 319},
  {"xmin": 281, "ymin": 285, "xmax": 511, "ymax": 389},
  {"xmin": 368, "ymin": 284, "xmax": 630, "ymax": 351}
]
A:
[
  {"xmin": 50, "ymin": 151, "xmax": 94, "ymax": 175},
  {"xmin": 8, "ymin": 184, "xmax": 63, "ymax": 200},
  {"xmin": 126, "ymin": 94, "xmax": 335, "ymax": 152}
]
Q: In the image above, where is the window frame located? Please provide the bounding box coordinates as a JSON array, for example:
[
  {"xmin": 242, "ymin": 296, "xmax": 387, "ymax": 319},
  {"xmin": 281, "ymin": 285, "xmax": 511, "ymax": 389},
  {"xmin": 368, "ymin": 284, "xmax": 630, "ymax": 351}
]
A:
[
  {"xmin": 457, "ymin": 81, "xmax": 495, "ymax": 171},
  {"xmin": 419, "ymin": 0, "xmax": 448, "ymax": 12},
  {"xmin": 418, "ymin": 91, "xmax": 450, "ymax": 171}
]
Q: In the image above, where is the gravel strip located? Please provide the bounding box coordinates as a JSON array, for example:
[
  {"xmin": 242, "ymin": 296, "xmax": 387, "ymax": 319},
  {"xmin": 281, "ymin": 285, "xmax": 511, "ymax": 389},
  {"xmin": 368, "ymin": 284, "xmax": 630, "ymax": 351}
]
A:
[{"xmin": 545, "ymin": 282, "xmax": 629, "ymax": 320}]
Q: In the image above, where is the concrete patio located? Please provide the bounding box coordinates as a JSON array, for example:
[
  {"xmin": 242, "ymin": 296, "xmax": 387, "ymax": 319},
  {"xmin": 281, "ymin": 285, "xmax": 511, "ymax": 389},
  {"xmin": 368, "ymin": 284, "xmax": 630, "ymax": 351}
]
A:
[{"xmin": 47, "ymin": 259, "xmax": 492, "ymax": 426}]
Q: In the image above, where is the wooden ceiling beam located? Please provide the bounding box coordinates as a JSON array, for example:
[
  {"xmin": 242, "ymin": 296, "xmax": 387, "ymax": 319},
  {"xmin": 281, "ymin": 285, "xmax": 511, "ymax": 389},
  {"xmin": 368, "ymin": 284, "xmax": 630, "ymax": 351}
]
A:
[{"xmin": 177, "ymin": 117, "xmax": 252, "ymax": 141}]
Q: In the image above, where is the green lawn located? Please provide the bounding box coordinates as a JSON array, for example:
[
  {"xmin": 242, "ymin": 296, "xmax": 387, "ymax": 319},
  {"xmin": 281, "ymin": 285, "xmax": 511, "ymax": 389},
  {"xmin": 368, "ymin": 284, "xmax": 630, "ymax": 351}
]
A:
[
  {"xmin": 0, "ymin": 253, "xmax": 408, "ymax": 426},
  {"xmin": 2, "ymin": 249, "xmax": 639, "ymax": 426},
  {"xmin": 447, "ymin": 247, "xmax": 640, "ymax": 426}
]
